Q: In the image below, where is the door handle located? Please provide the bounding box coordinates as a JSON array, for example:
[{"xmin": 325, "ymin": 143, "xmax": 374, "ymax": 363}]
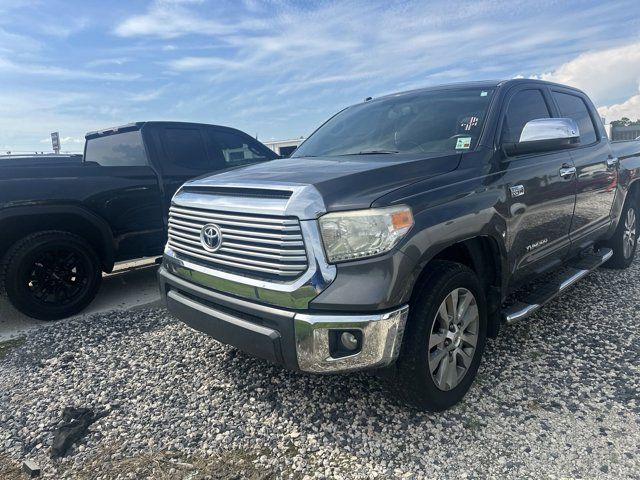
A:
[
  {"xmin": 559, "ymin": 166, "xmax": 576, "ymax": 178},
  {"xmin": 607, "ymin": 157, "xmax": 619, "ymax": 168}
]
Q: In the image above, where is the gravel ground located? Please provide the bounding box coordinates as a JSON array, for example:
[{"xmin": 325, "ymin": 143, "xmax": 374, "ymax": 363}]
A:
[{"xmin": 0, "ymin": 259, "xmax": 639, "ymax": 479}]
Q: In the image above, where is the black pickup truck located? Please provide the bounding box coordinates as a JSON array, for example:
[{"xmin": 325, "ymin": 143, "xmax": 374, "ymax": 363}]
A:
[
  {"xmin": 0, "ymin": 122, "xmax": 277, "ymax": 320},
  {"xmin": 158, "ymin": 79, "xmax": 640, "ymax": 410}
]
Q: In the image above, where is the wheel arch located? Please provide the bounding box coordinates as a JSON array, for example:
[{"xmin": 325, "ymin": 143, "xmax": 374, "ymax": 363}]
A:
[
  {"xmin": 0, "ymin": 205, "xmax": 116, "ymax": 272},
  {"xmin": 409, "ymin": 235, "xmax": 505, "ymax": 338}
]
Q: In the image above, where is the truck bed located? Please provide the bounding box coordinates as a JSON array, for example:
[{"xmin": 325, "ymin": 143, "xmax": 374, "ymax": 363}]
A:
[{"xmin": 0, "ymin": 154, "xmax": 83, "ymax": 168}]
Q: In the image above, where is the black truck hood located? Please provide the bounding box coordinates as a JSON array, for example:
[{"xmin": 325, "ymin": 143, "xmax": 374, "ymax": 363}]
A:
[{"xmin": 188, "ymin": 152, "xmax": 461, "ymax": 212}]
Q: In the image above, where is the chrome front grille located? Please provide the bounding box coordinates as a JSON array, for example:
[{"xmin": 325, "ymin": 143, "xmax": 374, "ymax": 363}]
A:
[{"xmin": 167, "ymin": 205, "xmax": 308, "ymax": 279}]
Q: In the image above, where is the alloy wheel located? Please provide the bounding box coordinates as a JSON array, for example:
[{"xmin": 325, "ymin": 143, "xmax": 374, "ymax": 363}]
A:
[
  {"xmin": 623, "ymin": 207, "xmax": 637, "ymax": 259},
  {"xmin": 428, "ymin": 287, "xmax": 479, "ymax": 391},
  {"xmin": 26, "ymin": 249, "xmax": 89, "ymax": 306}
]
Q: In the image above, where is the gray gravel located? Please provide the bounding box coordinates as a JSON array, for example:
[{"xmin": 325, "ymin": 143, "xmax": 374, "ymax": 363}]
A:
[{"xmin": 1, "ymin": 259, "xmax": 639, "ymax": 479}]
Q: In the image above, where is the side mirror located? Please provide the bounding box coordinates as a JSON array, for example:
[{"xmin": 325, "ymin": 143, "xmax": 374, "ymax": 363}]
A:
[{"xmin": 503, "ymin": 118, "xmax": 580, "ymax": 156}]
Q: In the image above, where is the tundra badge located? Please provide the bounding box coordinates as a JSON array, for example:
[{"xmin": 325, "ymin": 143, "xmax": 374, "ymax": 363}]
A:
[{"xmin": 510, "ymin": 185, "xmax": 525, "ymax": 197}]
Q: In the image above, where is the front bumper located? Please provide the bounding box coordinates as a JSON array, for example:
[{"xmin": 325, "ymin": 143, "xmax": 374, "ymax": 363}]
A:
[{"xmin": 159, "ymin": 267, "xmax": 408, "ymax": 373}]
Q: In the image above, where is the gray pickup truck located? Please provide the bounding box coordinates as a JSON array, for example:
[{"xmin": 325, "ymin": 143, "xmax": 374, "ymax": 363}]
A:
[{"xmin": 158, "ymin": 79, "xmax": 640, "ymax": 410}]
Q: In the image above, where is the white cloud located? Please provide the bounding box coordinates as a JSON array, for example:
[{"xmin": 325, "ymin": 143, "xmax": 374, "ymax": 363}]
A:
[
  {"xmin": 0, "ymin": 57, "xmax": 141, "ymax": 81},
  {"xmin": 598, "ymin": 91, "xmax": 640, "ymax": 122},
  {"xmin": 114, "ymin": 0, "xmax": 264, "ymax": 38},
  {"xmin": 39, "ymin": 136, "xmax": 84, "ymax": 145},
  {"xmin": 0, "ymin": 27, "xmax": 42, "ymax": 54},
  {"xmin": 167, "ymin": 56, "xmax": 244, "ymax": 71},
  {"xmin": 85, "ymin": 57, "xmax": 132, "ymax": 68},
  {"xmin": 144, "ymin": 1, "xmax": 638, "ymax": 102},
  {"xmin": 38, "ymin": 17, "xmax": 90, "ymax": 38},
  {"xmin": 540, "ymin": 41, "xmax": 640, "ymax": 106},
  {"xmin": 130, "ymin": 86, "xmax": 170, "ymax": 102},
  {"xmin": 538, "ymin": 41, "xmax": 640, "ymax": 122}
]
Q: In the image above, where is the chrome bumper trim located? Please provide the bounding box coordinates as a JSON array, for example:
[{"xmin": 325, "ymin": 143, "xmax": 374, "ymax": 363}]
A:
[{"xmin": 294, "ymin": 305, "xmax": 409, "ymax": 373}]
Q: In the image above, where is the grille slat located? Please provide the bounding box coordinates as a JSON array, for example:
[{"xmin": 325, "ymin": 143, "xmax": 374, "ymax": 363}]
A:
[
  {"xmin": 167, "ymin": 205, "xmax": 308, "ymax": 279},
  {"xmin": 168, "ymin": 219, "xmax": 303, "ymax": 241},
  {"xmin": 169, "ymin": 226, "xmax": 304, "ymax": 247},
  {"xmin": 171, "ymin": 209, "xmax": 300, "ymax": 231},
  {"xmin": 170, "ymin": 206, "xmax": 299, "ymax": 225},
  {"xmin": 167, "ymin": 241, "xmax": 307, "ymax": 270}
]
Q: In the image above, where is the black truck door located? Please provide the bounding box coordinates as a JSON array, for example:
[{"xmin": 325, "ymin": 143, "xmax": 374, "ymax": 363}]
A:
[
  {"xmin": 499, "ymin": 87, "xmax": 577, "ymax": 286},
  {"xmin": 151, "ymin": 124, "xmax": 215, "ymax": 218},
  {"xmin": 83, "ymin": 129, "xmax": 165, "ymax": 260},
  {"xmin": 550, "ymin": 89, "xmax": 617, "ymax": 252}
]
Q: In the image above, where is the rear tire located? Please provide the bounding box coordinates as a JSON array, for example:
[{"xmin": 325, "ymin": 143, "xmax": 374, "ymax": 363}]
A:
[
  {"xmin": 604, "ymin": 193, "xmax": 638, "ymax": 269},
  {"xmin": 395, "ymin": 260, "xmax": 487, "ymax": 411},
  {"xmin": 0, "ymin": 231, "xmax": 102, "ymax": 320}
]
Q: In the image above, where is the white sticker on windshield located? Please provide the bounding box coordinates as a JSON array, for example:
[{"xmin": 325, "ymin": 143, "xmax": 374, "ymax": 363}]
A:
[
  {"xmin": 480, "ymin": 91, "xmax": 488, "ymax": 97},
  {"xmin": 456, "ymin": 137, "xmax": 472, "ymax": 149}
]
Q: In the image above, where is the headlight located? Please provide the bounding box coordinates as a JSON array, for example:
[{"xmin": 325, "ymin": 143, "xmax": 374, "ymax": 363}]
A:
[{"xmin": 318, "ymin": 206, "xmax": 414, "ymax": 263}]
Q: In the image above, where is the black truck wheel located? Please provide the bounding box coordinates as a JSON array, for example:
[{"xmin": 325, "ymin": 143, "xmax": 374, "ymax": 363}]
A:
[
  {"xmin": 396, "ymin": 260, "xmax": 487, "ymax": 411},
  {"xmin": 0, "ymin": 231, "xmax": 102, "ymax": 320},
  {"xmin": 604, "ymin": 193, "xmax": 638, "ymax": 269}
]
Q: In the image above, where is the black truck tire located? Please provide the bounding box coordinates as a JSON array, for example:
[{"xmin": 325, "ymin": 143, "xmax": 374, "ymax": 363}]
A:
[
  {"xmin": 0, "ymin": 231, "xmax": 102, "ymax": 320},
  {"xmin": 396, "ymin": 260, "xmax": 487, "ymax": 411},
  {"xmin": 604, "ymin": 192, "xmax": 638, "ymax": 269}
]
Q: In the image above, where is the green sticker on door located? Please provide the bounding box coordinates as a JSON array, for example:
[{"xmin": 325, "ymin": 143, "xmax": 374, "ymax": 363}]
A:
[{"xmin": 455, "ymin": 137, "xmax": 472, "ymax": 149}]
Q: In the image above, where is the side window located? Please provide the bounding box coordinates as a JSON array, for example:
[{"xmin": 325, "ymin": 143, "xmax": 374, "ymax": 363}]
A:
[
  {"xmin": 84, "ymin": 130, "xmax": 147, "ymax": 167},
  {"xmin": 501, "ymin": 89, "xmax": 551, "ymax": 144},
  {"xmin": 552, "ymin": 92, "xmax": 598, "ymax": 145},
  {"xmin": 209, "ymin": 129, "xmax": 276, "ymax": 167},
  {"xmin": 162, "ymin": 128, "xmax": 210, "ymax": 170}
]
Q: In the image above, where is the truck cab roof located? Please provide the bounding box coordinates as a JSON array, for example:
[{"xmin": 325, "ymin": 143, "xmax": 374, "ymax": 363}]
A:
[{"xmin": 85, "ymin": 121, "xmax": 250, "ymax": 139}]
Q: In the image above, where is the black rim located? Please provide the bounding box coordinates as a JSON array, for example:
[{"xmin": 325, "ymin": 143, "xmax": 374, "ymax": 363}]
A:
[{"xmin": 23, "ymin": 248, "xmax": 91, "ymax": 306}]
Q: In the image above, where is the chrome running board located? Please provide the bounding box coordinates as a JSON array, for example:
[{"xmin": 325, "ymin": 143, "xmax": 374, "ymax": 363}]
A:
[{"xmin": 502, "ymin": 248, "xmax": 613, "ymax": 325}]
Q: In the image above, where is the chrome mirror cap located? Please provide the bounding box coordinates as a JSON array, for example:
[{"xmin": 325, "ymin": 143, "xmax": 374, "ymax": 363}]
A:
[{"xmin": 519, "ymin": 118, "xmax": 579, "ymax": 143}]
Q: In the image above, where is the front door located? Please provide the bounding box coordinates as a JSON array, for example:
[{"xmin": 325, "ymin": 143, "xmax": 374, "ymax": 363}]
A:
[{"xmin": 498, "ymin": 86, "xmax": 577, "ymax": 286}]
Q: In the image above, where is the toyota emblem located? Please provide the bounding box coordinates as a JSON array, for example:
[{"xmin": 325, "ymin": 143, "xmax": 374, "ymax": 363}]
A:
[{"xmin": 200, "ymin": 223, "xmax": 222, "ymax": 252}]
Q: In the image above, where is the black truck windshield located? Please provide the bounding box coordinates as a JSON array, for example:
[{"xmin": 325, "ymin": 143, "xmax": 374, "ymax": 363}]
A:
[{"xmin": 293, "ymin": 88, "xmax": 495, "ymax": 158}]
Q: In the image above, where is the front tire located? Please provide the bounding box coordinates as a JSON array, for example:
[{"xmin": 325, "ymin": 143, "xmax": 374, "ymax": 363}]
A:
[
  {"xmin": 396, "ymin": 260, "xmax": 487, "ymax": 411},
  {"xmin": 1, "ymin": 231, "xmax": 102, "ymax": 320},
  {"xmin": 604, "ymin": 193, "xmax": 638, "ymax": 269}
]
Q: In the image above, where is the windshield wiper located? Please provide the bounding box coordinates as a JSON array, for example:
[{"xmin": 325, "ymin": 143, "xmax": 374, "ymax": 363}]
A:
[{"xmin": 339, "ymin": 150, "xmax": 399, "ymax": 156}]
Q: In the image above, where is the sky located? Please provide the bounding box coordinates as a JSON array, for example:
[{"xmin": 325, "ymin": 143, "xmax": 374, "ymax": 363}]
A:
[{"xmin": 0, "ymin": 0, "xmax": 639, "ymax": 153}]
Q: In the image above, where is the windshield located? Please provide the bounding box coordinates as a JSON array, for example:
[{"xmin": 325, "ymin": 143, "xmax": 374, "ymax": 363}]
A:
[{"xmin": 293, "ymin": 88, "xmax": 495, "ymax": 158}]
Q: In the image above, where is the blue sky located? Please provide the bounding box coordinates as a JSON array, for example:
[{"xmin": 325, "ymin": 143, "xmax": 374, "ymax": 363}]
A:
[{"xmin": 1, "ymin": 0, "xmax": 639, "ymax": 153}]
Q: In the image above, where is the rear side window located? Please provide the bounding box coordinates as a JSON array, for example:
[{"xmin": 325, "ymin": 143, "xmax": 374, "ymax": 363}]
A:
[
  {"xmin": 552, "ymin": 92, "xmax": 598, "ymax": 145},
  {"xmin": 501, "ymin": 89, "xmax": 551, "ymax": 144},
  {"xmin": 162, "ymin": 128, "xmax": 209, "ymax": 169},
  {"xmin": 85, "ymin": 130, "xmax": 147, "ymax": 166},
  {"xmin": 209, "ymin": 129, "xmax": 276, "ymax": 167}
]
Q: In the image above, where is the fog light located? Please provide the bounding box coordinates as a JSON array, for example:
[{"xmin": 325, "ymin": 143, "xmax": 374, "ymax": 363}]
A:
[{"xmin": 340, "ymin": 332, "xmax": 359, "ymax": 351}]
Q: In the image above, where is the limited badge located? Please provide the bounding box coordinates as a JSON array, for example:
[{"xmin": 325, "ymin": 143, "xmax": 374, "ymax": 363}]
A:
[{"xmin": 455, "ymin": 137, "xmax": 472, "ymax": 149}]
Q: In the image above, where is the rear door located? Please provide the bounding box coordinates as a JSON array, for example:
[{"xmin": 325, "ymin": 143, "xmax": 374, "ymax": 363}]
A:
[
  {"xmin": 83, "ymin": 128, "xmax": 165, "ymax": 260},
  {"xmin": 550, "ymin": 89, "xmax": 617, "ymax": 252},
  {"xmin": 498, "ymin": 86, "xmax": 577, "ymax": 286}
]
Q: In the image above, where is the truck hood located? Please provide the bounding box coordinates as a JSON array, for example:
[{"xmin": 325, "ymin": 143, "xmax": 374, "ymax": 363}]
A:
[{"xmin": 187, "ymin": 152, "xmax": 461, "ymax": 213}]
